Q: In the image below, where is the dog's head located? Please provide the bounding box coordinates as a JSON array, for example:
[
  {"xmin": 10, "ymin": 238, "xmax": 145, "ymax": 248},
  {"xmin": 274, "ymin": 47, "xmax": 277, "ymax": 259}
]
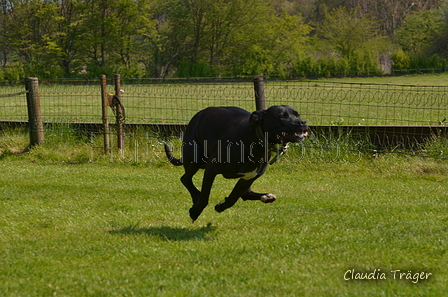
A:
[{"xmin": 250, "ymin": 105, "xmax": 308, "ymax": 144}]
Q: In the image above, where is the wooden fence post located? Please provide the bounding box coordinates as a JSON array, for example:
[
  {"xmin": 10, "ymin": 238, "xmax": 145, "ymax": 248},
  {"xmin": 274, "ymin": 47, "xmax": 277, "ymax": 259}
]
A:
[
  {"xmin": 253, "ymin": 77, "xmax": 266, "ymax": 110},
  {"xmin": 25, "ymin": 77, "xmax": 44, "ymax": 146},
  {"xmin": 100, "ymin": 75, "xmax": 110, "ymax": 154},
  {"xmin": 114, "ymin": 74, "xmax": 124, "ymax": 152}
]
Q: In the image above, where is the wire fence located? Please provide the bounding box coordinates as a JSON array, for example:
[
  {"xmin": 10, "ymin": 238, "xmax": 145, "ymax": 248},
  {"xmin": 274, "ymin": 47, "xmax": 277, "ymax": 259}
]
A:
[
  {"xmin": 2, "ymin": 78, "xmax": 446, "ymax": 126},
  {"xmin": 0, "ymin": 77, "xmax": 447, "ymax": 160},
  {"xmin": 121, "ymin": 80, "xmax": 256, "ymax": 125},
  {"xmin": 0, "ymin": 84, "xmax": 29, "ymax": 122},
  {"xmin": 265, "ymin": 81, "xmax": 447, "ymax": 126}
]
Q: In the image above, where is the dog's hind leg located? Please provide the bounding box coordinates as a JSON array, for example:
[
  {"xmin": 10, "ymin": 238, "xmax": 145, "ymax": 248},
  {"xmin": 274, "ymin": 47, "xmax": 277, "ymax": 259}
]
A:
[
  {"xmin": 241, "ymin": 188, "xmax": 276, "ymax": 203},
  {"xmin": 180, "ymin": 140, "xmax": 205, "ymax": 205},
  {"xmin": 189, "ymin": 165, "xmax": 217, "ymax": 222},
  {"xmin": 181, "ymin": 164, "xmax": 201, "ymax": 204},
  {"xmin": 214, "ymin": 179, "xmax": 256, "ymax": 213}
]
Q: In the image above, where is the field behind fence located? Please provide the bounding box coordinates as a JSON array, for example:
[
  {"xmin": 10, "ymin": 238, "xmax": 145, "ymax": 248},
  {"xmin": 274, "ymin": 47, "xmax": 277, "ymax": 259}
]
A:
[{"xmin": 0, "ymin": 76, "xmax": 447, "ymax": 159}]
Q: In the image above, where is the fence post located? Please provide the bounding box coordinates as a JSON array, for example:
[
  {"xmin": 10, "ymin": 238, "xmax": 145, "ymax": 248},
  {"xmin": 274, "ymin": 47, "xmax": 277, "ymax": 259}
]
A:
[
  {"xmin": 253, "ymin": 77, "xmax": 266, "ymax": 110},
  {"xmin": 114, "ymin": 74, "xmax": 124, "ymax": 151},
  {"xmin": 100, "ymin": 75, "xmax": 110, "ymax": 154},
  {"xmin": 25, "ymin": 77, "xmax": 44, "ymax": 146}
]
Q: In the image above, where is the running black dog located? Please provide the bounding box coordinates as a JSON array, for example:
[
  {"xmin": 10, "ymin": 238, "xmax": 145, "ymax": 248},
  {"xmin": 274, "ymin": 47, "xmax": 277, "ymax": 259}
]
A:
[{"xmin": 164, "ymin": 105, "xmax": 308, "ymax": 221}]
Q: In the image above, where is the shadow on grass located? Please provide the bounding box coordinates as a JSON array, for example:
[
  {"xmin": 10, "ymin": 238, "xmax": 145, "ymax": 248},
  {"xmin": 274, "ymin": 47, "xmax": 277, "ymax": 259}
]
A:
[
  {"xmin": 110, "ymin": 222, "xmax": 216, "ymax": 241},
  {"xmin": 0, "ymin": 146, "xmax": 31, "ymax": 159}
]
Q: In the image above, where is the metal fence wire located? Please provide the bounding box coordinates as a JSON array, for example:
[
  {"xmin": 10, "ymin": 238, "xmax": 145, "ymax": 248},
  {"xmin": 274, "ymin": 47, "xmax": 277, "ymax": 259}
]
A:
[
  {"xmin": 0, "ymin": 77, "xmax": 447, "ymax": 160},
  {"xmin": 20, "ymin": 78, "xmax": 448, "ymax": 127},
  {"xmin": 265, "ymin": 81, "xmax": 447, "ymax": 126},
  {"xmin": 121, "ymin": 80, "xmax": 255, "ymax": 124},
  {"xmin": 0, "ymin": 84, "xmax": 29, "ymax": 122}
]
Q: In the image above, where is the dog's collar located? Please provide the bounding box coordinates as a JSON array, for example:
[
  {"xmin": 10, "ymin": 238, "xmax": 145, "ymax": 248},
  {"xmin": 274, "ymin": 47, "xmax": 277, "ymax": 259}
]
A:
[
  {"xmin": 269, "ymin": 144, "xmax": 289, "ymax": 165},
  {"xmin": 255, "ymin": 124, "xmax": 289, "ymax": 165}
]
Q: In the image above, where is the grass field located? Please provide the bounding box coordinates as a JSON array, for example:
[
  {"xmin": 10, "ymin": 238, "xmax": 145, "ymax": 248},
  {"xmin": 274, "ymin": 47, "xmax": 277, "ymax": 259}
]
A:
[
  {"xmin": 0, "ymin": 133, "xmax": 447, "ymax": 296},
  {"xmin": 0, "ymin": 74, "xmax": 447, "ymax": 296}
]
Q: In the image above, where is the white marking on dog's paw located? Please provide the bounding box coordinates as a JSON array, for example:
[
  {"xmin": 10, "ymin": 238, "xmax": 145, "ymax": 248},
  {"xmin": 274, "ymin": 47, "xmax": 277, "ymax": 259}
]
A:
[{"xmin": 260, "ymin": 194, "xmax": 276, "ymax": 203}]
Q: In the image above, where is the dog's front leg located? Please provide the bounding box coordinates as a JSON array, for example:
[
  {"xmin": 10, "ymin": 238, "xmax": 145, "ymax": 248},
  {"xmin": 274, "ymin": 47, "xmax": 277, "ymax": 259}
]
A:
[
  {"xmin": 214, "ymin": 179, "xmax": 255, "ymax": 213},
  {"xmin": 189, "ymin": 165, "xmax": 216, "ymax": 222},
  {"xmin": 241, "ymin": 189, "xmax": 276, "ymax": 203}
]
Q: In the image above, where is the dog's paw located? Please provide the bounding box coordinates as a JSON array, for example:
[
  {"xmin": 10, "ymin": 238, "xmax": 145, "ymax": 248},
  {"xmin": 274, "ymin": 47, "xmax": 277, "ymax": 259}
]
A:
[
  {"xmin": 214, "ymin": 201, "xmax": 226, "ymax": 213},
  {"xmin": 189, "ymin": 208, "xmax": 201, "ymax": 222},
  {"xmin": 260, "ymin": 193, "xmax": 276, "ymax": 203}
]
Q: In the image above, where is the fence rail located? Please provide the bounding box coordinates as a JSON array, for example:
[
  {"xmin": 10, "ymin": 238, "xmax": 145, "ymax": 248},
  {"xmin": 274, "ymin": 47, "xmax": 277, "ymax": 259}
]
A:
[{"xmin": 0, "ymin": 76, "xmax": 447, "ymax": 159}]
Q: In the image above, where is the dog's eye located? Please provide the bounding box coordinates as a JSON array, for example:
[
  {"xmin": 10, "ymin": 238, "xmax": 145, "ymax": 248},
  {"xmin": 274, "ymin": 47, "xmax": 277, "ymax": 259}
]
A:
[{"xmin": 280, "ymin": 113, "xmax": 288, "ymax": 120}]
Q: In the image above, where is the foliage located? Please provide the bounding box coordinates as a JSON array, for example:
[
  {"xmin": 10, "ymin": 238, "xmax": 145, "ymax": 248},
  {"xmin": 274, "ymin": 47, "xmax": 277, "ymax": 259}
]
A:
[
  {"xmin": 293, "ymin": 53, "xmax": 383, "ymax": 78},
  {"xmin": 391, "ymin": 50, "xmax": 448, "ymax": 72},
  {"xmin": 395, "ymin": 9, "xmax": 444, "ymax": 55},
  {"xmin": 0, "ymin": 0, "xmax": 446, "ymax": 78},
  {"xmin": 391, "ymin": 49, "xmax": 411, "ymax": 69},
  {"xmin": 319, "ymin": 7, "xmax": 377, "ymax": 59}
]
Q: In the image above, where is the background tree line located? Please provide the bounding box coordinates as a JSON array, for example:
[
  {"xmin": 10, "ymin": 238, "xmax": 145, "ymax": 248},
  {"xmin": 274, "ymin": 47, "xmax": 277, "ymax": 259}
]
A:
[{"xmin": 0, "ymin": 0, "xmax": 447, "ymax": 79}]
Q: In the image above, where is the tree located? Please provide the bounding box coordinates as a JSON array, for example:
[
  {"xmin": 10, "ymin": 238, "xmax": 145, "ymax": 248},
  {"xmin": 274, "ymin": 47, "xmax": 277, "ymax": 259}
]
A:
[
  {"xmin": 228, "ymin": 11, "xmax": 311, "ymax": 76},
  {"xmin": 318, "ymin": 7, "xmax": 381, "ymax": 59},
  {"xmin": 144, "ymin": 0, "xmax": 195, "ymax": 77},
  {"xmin": 395, "ymin": 9, "xmax": 444, "ymax": 55},
  {"xmin": 114, "ymin": 0, "xmax": 156, "ymax": 72},
  {"xmin": 0, "ymin": 0, "xmax": 12, "ymax": 67},
  {"xmin": 148, "ymin": 0, "xmax": 311, "ymax": 77},
  {"xmin": 2, "ymin": 0, "xmax": 66, "ymax": 77},
  {"xmin": 148, "ymin": 0, "xmax": 278, "ymax": 77},
  {"xmin": 3, "ymin": 1, "xmax": 58, "ymax": 62},
  {"xmin": 305, "ymin": 0, "xmax": 440, "ymax": 36},
  {"xmin": 46, "ymin": 0, "xmax": 86, "ymax": 77},
  {"xmin": 204, "ymin": 0, "xmax": 275, "ymax": 75},
  {"xmin": 77, "ymin": 0, "xmax": 119, "ymax": 72},
  {"xmin": 0, "ymin": 0, "xmax": 441, "ymax": 78}
]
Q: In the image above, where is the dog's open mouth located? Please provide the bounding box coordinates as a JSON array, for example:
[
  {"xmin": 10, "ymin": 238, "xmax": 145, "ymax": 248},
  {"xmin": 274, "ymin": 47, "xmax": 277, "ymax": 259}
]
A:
[
  {"xmin": 278, "ymin": 130, "xmax": 308, "ymax": 142},
  {"xmin": 291, "ymin": 131, "xmax": 308, "ymax": 138}
]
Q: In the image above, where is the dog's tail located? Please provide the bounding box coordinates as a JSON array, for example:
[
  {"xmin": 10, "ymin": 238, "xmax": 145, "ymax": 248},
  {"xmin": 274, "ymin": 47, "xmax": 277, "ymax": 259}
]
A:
[{"xmin": 163, "ymin": 142, "xmax": 183, "ymax": 166}]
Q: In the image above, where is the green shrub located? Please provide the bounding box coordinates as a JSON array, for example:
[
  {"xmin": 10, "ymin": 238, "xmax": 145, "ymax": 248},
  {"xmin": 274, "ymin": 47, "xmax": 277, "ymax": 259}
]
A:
[{"xmin": 391, "ymin": 49, "xmax": 410, "ymax": 69}]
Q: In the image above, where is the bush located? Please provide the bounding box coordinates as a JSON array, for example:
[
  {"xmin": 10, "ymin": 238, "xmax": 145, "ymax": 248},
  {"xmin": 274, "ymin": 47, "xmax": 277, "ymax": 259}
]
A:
[
  {"xmin": 176, "ymin": 60, "xmax": 214, "ymax": 77},
  {"xmin": 293, "ymin": 53, "xmax": 381, "ymax": 78},
  {"xmin": 3, "ymin": 64, "xmax": 25, "ymax": 81},
  {"xmin": 391, "ymin": 49, "xmax": 410, "ymax": 70}
]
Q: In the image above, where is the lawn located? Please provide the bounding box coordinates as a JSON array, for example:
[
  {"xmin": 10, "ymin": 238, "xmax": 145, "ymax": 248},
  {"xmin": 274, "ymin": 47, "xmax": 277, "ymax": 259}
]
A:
[
  {"xmin": 0, "ymin": 73, "xmax": 447, "ymax": 296},
  {"xmin": 0, "ymin": 151, "xmax": 447, "ymax": 296}
]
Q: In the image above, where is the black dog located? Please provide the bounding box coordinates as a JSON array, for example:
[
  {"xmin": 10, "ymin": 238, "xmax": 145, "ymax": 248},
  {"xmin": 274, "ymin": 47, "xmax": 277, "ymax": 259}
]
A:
[{"xmin": 164, "ymin": 105, "xmax": 308, "ymax": 221}]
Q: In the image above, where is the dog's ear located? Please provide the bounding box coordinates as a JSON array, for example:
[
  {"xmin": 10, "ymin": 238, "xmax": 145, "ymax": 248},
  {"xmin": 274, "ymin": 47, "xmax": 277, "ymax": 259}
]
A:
[{"xmin": 249, "ymin": 110, "xmax": 265, "ymax": 125}]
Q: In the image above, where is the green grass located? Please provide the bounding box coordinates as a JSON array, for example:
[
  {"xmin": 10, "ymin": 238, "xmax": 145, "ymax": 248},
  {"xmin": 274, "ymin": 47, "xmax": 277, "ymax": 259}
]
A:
[
  {"xmin": 0, "ymin": 74, "xmax": 447, "ymax": 296},
  {"xmin": 0, "ymin": 134, "xmax": 447, "ymax": 296}
]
